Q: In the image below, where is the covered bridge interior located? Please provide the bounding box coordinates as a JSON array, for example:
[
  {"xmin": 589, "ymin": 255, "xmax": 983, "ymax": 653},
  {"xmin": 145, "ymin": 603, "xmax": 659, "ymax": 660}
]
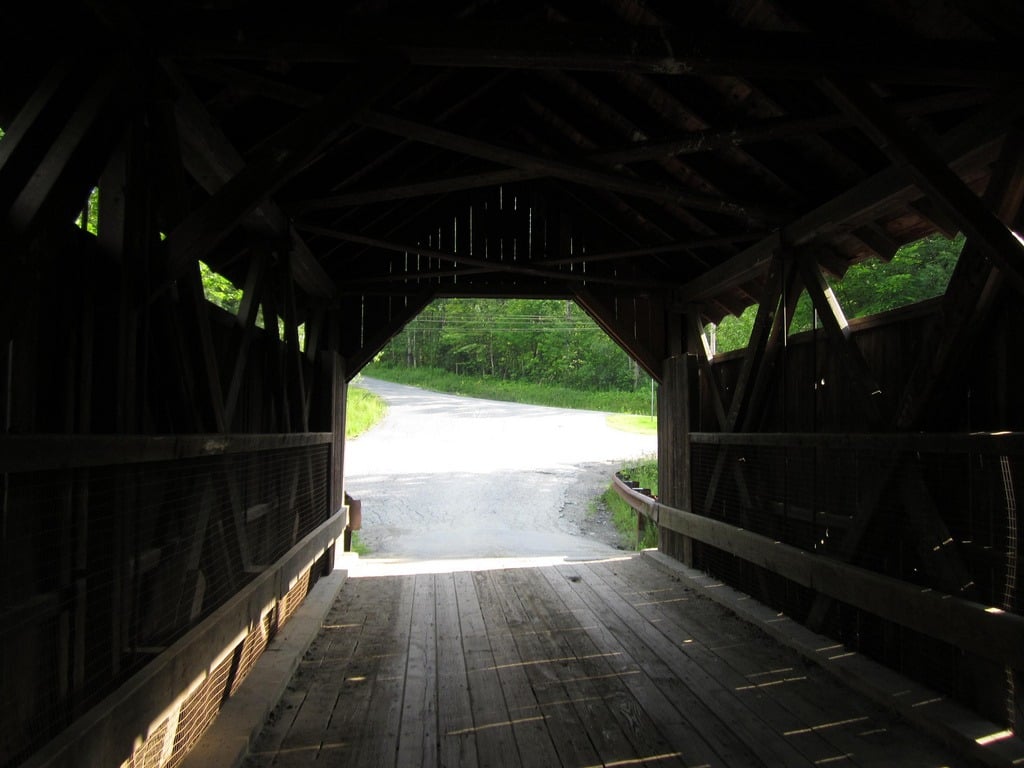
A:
[{"xmin": 2, "ymin": 1, "xmax": 1023, "ymax": 765}]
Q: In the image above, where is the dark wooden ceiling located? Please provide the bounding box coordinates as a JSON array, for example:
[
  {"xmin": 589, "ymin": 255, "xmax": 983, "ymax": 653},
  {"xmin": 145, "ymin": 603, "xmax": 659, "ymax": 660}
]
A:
[{"xmin": 2, "ymin": 0, "xmax": 1022, "ymax": 361}]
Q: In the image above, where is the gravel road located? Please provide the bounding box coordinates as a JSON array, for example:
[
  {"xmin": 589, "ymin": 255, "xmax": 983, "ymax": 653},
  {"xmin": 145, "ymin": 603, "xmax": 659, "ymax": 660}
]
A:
[{"xmin": 343, "ymin": 377, "xmax": 658, "ymax": 564}]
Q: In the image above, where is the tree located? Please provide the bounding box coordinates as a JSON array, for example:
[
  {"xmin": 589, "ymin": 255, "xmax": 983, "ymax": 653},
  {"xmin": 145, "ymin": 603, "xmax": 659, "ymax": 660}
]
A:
[{"xmin": 377, "ymin": 297, "xmax": 650, "ymax": 392}]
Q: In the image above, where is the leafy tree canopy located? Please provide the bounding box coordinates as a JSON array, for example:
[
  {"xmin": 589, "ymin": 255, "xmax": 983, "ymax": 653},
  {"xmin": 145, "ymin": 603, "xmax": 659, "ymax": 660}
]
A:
[{"xmin": 375, "ymin": 297, "xmax": 651, "ymax": 393}]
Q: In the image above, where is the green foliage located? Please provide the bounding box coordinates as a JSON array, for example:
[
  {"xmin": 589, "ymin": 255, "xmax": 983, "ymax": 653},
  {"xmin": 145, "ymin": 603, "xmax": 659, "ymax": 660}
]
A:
[
  {"xmin": 199, "ymin": 261, "xmax": 242, "ymax": 315},
  {"xmin": 349, "ymin": 531, "xmax": 371, "ymax": 555},
  {"xmin": 374, "ymin": 298, "xmax": 652, "ymax": 397},
  {"xmin": 617, "ymin": 457, "xmax": 659, "ymax": 495},
  {"xmin": 829, "ymin": 232, "xmax": 963, "ymax": 318},
  {"xmin": 709, "ymin": 232, "xmax": 964, "ymax": 354},
  {"xmin": 605, "ymin": 413, "xmax": 657, "ymax": 435},
  {"xmin": 74, "ymin": 187, "xmax": 100, "ymax": 234},
  {"xmin": 597, "ymin": 455, "xmax": 659, "ymax": 549},
  {"xmin": 346, "ymin": 385, "xmax": 388, "ymax": 439}
]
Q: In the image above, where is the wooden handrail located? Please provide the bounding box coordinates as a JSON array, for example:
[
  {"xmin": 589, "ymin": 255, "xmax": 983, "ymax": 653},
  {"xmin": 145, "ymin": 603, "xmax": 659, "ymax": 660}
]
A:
[
  {"xmin": 689, "ymin": 430, "xmax": 1024, "ymax": 453},
  {"xmin": 20, "ymin": 505, "xmax": 346, "ymax": 768},
  {"xmin": 612, "ymin": 472, "xmax": 1024, "ymax": 671},
  {"xmin": 0, "ymin": 432, "xmax": 333, "ymax": 473}
]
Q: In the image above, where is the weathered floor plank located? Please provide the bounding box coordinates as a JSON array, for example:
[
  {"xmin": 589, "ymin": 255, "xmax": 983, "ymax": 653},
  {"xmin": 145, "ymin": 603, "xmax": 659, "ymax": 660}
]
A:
[
  {"xmin": 600, "ymin": 556, "xmax": 965, "ymax": 768},
  {"xmin": 244, "ymin": 555, "xmax": 973, "ymax": 768},
  {"xmin": 435, "ymin": 572, "xmax": 479, "ymax": 768}
]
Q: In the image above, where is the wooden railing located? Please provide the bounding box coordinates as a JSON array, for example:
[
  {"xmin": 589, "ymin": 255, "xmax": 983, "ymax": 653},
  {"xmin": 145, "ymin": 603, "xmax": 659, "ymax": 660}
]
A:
[
  {"xmin": 1, "ymin": 433, "xmax": 342, "ymax": 768},
  {"xmin": 613, "ymin": 433, "xmax": 1024, "ymax": 674}
]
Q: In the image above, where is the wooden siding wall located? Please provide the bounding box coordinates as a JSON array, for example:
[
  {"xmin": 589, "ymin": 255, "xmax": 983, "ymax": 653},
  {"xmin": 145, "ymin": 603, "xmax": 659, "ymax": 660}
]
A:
[
  {"xmin": 673, "ymin": 297, "xmax": 1023, "ymax": 729},
  {"xmin": 701, "ymin": 299, "xmax": 1024, "ymax": 435},
  {"xmin": 0, "ymin": 223, "xmax": 346, "ymax": 768}
]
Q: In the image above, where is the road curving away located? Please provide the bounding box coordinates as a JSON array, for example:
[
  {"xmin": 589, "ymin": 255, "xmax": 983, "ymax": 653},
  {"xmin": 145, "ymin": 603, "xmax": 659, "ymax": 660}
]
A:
[{"xmin": 343, "ymin": 377, "xmax": 658, "ymax": 566}]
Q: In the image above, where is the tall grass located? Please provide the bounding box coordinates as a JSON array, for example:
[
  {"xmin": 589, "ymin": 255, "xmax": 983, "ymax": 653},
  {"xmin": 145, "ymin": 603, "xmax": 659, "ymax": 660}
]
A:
[
  {"xmin": 346, "ymin": 386, "xmax": 387, "ymax": 438},
  {"xmin": 600, "ymin": 456, "xmax": 659, "ymax": 549}
]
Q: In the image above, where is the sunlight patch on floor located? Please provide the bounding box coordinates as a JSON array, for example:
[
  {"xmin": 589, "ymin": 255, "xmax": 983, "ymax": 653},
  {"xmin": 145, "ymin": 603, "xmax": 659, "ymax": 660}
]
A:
[{"xmin": 345, "ymin": 553, "xmax": 633, "ymax": 576}]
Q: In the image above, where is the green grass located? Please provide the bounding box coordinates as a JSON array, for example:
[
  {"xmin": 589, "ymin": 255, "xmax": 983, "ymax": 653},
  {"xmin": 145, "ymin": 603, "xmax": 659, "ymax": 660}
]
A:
[
  {"xmin": 617, "ymin": 457, "xmax": 659, "ymax": 492},
  {"xmin": 605, "ymin": 413, "xmax": 657, "ymax": 434},
  {"xmin": 364, "ymin": 364, "xmax": 653, "ymax": 414},
  {"xmin": 344, "ymin": 384, "xmax": 389, "ymax": 556},
  {"xmin": 349, "ymin": 531, "xmax": 371, "ymax": 555},
  {"xmin": 346, "ymin": 385, "xmax": 388, "ymax": 439},
  {"xmin": 599, "ymin": 455, "xmax": 659, "ymax": 550}
]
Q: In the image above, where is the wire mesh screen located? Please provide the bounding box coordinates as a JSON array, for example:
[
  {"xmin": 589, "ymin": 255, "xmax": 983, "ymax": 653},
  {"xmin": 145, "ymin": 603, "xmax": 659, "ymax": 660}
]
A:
[
  {"xmin": 0, "ymin": 443, "xmax": 329, "ymax": 768},
  {"xmin": 689, "ymin": 434, "xmax": 1021, "ymax": 726}
]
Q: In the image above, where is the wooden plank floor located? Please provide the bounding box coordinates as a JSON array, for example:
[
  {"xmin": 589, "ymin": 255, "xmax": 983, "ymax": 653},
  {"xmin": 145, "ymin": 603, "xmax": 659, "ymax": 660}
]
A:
[{"xmin": 244, "ymin": 555, "xmax": 971, "ymax": 767}]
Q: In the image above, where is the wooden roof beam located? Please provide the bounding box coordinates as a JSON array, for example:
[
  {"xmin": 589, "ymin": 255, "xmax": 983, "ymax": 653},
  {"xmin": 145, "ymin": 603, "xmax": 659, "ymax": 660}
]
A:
[
  {"xmin": 164, "ymin": 62, "xmax": 405, "ymax": 284},
  {"xmin": 165, "ymin": 66, "xmax": 340, "ymax": 299},
  {"xmin": 173, "ymin": 23, "xmax": 1023, "ymax": 87},
  {"xmin": 355, "ymin": 110, "xmax": 768, "ymax": 222},
  {"xmin": 574, "ymin": 286, "xmax": 663, "ymax": 379},
  {"xmin": 516, "ymin": 94, "xmax": 725, "ymax": 240},
  {"xmin": 298, "ymin": 91, "xmax": 983, "ymax": 215},
  {"xmin": 819, "ymin": 78, "xmax": 1024, "ymax": 297},
  {"xmin": 595, "ymin": 90, "xmax": 992, "ymax": 166},
  {"xmin": 673, "ymin": 89, "xmax": 1024, "ymax": 306},
  {"xmin": 293, "ymin": 168, "xmax": 534, "ymax": 211},
  {"xmin": 296, "ymin": 223, "xmax": 660, "ymax": 290},
  {"xmin": 538, "ymin": 234, "xmax": 767, "ymax": 268}
]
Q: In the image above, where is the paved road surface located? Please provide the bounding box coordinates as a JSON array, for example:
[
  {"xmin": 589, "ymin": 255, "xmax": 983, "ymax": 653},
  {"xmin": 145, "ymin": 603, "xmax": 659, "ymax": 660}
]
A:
[{"xmin": 343, "ymin": 378, "xmax": 658, "ymax": 565}]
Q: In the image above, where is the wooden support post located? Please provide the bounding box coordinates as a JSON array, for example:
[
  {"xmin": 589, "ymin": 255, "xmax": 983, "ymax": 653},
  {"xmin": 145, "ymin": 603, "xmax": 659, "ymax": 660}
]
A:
[
  {"xmin": 224, "ymin": 250, "xmax": 267, "ymax": 427},
  {"xmin": 282, "ymin": 254, "xmax": 309, "ymax": 432},
  {"xmin": 658, "ymin": 311, "xmax": 694, "ymax": 565},
  {"xmin": 687, "ymin": 314, "xmax": 727, "ymax": 431},
  {"xmin": 177, "ymin": 477, "xmax": 213, "ymax": 626},
  {"xmin": 896, "ymin": 132, "xmax": 1024, "ymax": 430},
  {"xmin": 702, "ymin": 255, "xmax": 785, "ymax": 512},
  {"xmin": 804, "ymin": 134, "xmax": 1024, "ymax": 645},
  {"xmin": 180, "ymin": 262, "xmax": 228, "ymax": 433},
  {"xmin": 327, "ymin": 317, "xmax": 347, "ymax": 565},
  {"xmin": 797, "ymin": 250, "xmax": 887, "ymax": 427},
  {"xmin": 261, "ymin": 277, "xmax": 290, "ymax": 432},
  {"xmin": 223, "ymin": 457, "xmax": 253, "ymax": 573}
]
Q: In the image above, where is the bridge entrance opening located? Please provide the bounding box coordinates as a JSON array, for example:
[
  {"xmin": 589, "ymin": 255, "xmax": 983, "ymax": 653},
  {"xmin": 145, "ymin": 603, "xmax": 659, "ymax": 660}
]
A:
[{"xmin": 342, "ymin": 298, "xmax": 658, "ymax": 572}]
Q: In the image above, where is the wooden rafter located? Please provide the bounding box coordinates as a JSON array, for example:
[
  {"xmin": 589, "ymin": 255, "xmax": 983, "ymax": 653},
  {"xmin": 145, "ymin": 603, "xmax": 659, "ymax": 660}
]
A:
[
  {"xmin": 344, "ymin": 289, "xmax": 436, "ymax": 375},
  {"xmin": 165, "ymin": 67, "xmax": 336, "ymax": 299},
  {"xmin": 7, "ymin": 58, "xmax": 130, "ymax": 234},
  {"xmin": 296, "ymin": 223, "xmax": 661, "ymax": 290},
  {"xmin": 594, "ymin": 89, "xmax": 992, "ymax": 166},
  {"xmin": 164, "ymin": 62, "xmax": 405, "ymax": 281},
  {"xmin": 573, "ymin": 287, "xmax": 663, "ymax": 379},
  {"xmin": 819, "ymin": 78, "xmax": 1024, "ymax": 296},
  {"xmin": 674, "ymin": 88, "xmax": 1024, "ymax": 306},
  {"xmin": 293, "ymin": 168, "xmax": 534, "ymax": 211},
  {"xmin": 356, "ymin": 111, "xmax": 766, "ymax": 221},
  {"xmin": 172, "ymin": 22, "xmax": 1023, "ymax": 86}
]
